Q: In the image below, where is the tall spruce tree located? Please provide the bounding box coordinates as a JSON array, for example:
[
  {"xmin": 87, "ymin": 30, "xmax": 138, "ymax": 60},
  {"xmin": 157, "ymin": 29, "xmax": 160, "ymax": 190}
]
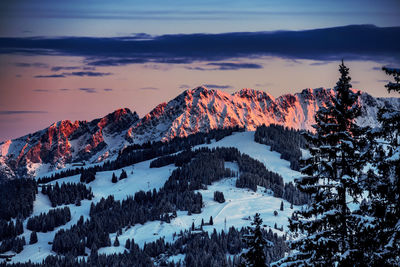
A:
[
  {"xmin": 242, "ymin": 213, "xmax": 269, "ymax": 267},
  {"xmin": 359, "ymin": 67, "xmax": 400, "ymax": 265},
  {"xmin": 278, "ymin": 61, "xmax": 367, "ymax": 266}
]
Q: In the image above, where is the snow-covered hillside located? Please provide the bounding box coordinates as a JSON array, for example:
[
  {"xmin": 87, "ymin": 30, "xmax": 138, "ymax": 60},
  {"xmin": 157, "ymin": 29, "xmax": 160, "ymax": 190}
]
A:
[{"xmin": 4, "ymin": 131, "xmax": 301, "ymax": 264}]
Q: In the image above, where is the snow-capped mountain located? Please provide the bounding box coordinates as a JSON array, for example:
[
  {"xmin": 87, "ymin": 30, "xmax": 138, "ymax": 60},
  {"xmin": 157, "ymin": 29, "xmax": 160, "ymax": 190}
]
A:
[
  {"xmin": 129, "ymin": 86, "xmax": 400, "ymax": 143},
  {"xmin": 0, "ymin": 108, "xmax": 139, "ymax": 179},
  {"xmin": 1, "ymin": 86, "xmax": 399, "ymax": 179}
]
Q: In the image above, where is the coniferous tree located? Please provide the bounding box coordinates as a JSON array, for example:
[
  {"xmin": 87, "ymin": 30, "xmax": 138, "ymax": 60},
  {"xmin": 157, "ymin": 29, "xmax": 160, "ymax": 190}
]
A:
[
  {"xmin": 280, "ymin": 201, "xmax": 284, "ymax": 211},
  {"xmin": 357, "ymin": 67, "xmax": 400, "ymax": 266},
  {"xmin": 119, "ymin": 169, "xmax": 128, "ymax": 180},
  {"xmin": 29, "ymin": 231, "xmax": 38, "ymax": 244},
  {"xmin": 114, "ymin": 236, "xmax": 120, "ymax": 247},
  {"xmin": 125, "ymin": 239, "xmax": 131, "ymax": 250},
  {"xmin": 242, "ymin": 213, "xmax": 269, "ymax": 267},
  {"xmin": 111, "ymin": 173, "xmax": 118, "ymax": 183},
  {"xmin": 209, "ymin": 216, "xmax": 214, "ymax": 225},
  {"xmin": 214, "ymin": 191, "xmax": 225, "ymax": 203},
  {"xmin": 278, "ymin": 61, "xmax": 368, "ymax": 266}
]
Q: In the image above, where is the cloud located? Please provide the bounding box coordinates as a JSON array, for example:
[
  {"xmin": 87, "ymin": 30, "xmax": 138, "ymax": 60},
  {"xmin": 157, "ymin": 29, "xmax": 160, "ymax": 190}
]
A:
[
  {"xmin": 373, "ymin": 65, "xmax": 400, "ymax": 71},
  {"xmin": 143, "ymin": 64, "xmax": 171, "ymax": 71},
  {"xmin": 352, "ymin": 81, "xmax": 360, "ymax": 84},
  {"xmin": 377, "ymin": 79, "xmax": 391, "ymax": 83},
  {"xmin": 59, "ymin": 88, "xmax": 70, "ymax": 91},
  {"xmin": 1, "ymin": 25, "xmax": 399, "ymax": 65},
  {"xmin": 310, "ymin": 61, "xmax": 331, "ymax": 66},
  {"xmin": 15, "ymin": 74, "xmax": 22, "ymax": 78},
  {"xmin": 203, "ymin": 84, "xmax": 232, "ymax": 89},
  {"xmin": 139, "ymin": 87, "xmax": 159, "ymax": 91},
  {"xmin": 78, "ymin": 88, "xmax": 97, "ymax": 93},
  {"xmin": 0, "ymin": 110, "xmax": 48, "ymax": 115},
  {"xmin": 34, "ymin": 74, "xmax": 66, "ymax": 78},
  {"xmin": 34, "ymin": 71, "xmax": 111, "ymax": 78},
  {"xmin": 64, "ymin": 71, "xmax": 112, "ymax": 77},
  {"xmin": 51, "ymin": 66, "xmax": 81, "ymax": 72},
  {"xmin": 33, "ymin": 89, "xmax": 50, "ymax": 92},
  {"xmin": 89, "ymin": 58, "xmax": 148, "ymax": 66},
  {"xmin": 13, "ymin": 62, "xmax": 48, "ymax": 68},
  {"xmin": 186, "ymin": 62, "xmax": 262, "ymax": 71},
  {"xmin": 51, "ymin": 66, "xmax": 96, "ymax": 71},
  {"xmin": 11, "ymin": 9, "xmax": 397, "ymax": 21},
  {"xmin": 206, "ymin": 62, "xmax": 263, "ymax": 70},
  {"xmin": 103, "ymin": 88, "xmax": 113, "ymax": 91},
  {"xmin": 185, "ymin": 67, "xmax": 210, "ymax": 71}
]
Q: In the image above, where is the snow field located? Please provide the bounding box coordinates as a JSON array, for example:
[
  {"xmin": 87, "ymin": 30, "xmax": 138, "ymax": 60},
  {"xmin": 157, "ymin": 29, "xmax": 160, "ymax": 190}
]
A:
[{"xmin": 8, "ymin": 131, "xmax": 302, "ymax": 264}]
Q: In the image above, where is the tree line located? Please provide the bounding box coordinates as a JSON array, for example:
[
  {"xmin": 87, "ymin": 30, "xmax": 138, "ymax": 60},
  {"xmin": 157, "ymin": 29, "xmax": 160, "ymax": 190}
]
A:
[
  {"xmin": 41, "ymin": 182, "xmax": 93, "ymax": 207},
  {"xmin": 254, "ymin": 124, "xmax": 307, "ymax": 171},
  {"xmin": 27, "ymin": 207, "xmax": 71, "ymax": 233},
  {"xmin": 0, "ymin": 219, "xmax": 23, "ymax": 242},
  {"xmin": 37, "ymin": 127, "xmax": 244, "ymax": 184},
  {"xmin": 5, "ymin": 223, "xmax": 287, "ymax": 266},
  {"xmin": 152, "ymin": 146, "xmax": 309, "ymax": 205},
  {"xmin": 0, "ymin": 179, "xmax": 37, "ymax": 221}
]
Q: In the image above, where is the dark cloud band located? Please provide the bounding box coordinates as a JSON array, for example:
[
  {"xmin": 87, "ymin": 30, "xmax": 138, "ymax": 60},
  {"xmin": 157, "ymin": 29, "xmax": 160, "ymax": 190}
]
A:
[
  {"xmin": 1, "ymin": 25, "xmax": 399, "ymax": 66},
  {"xmin": 34, "ymin": 71, "xmax": 111, "ymax": 78},
  {"xmin": 0, "ymin": 110, "xmax": 48, "ymax": 115}
]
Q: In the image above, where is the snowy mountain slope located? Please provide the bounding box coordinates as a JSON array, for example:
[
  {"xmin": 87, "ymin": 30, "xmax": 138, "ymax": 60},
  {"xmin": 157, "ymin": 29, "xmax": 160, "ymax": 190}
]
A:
[
  {"xmin": 0, "ymin": 108, "xmax": 139, "ymax": 180},
  {"xmin": 129, "ymin": 86, "xmax": 400, "ymax": 143},
  {"xmin": 197, "ymin": 131, "xmax": 300, "ymax": 183},
  {"xmin": 1, "ymin": 87, "xmax": 399, "ymax": 180},
  {"xmin": 7, "ymin": 131, "xmax": 299, "ymax": 264}
]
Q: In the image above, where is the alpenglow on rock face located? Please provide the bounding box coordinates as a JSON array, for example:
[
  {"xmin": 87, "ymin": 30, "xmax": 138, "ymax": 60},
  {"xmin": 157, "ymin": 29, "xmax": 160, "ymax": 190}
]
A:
[
  {"xmin": 1, "ymin": 86, "xmax": 399, "ymax": 179},
  {"xmin": 0, "ymin": 108, "xmax": 139, "ymax": 179}
]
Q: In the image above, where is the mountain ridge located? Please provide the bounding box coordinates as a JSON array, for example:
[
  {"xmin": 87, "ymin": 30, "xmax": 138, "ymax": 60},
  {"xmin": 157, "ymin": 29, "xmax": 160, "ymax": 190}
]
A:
[{"xmin": 1, "ymin": 86, "xmax": 399, "ymax": 179}]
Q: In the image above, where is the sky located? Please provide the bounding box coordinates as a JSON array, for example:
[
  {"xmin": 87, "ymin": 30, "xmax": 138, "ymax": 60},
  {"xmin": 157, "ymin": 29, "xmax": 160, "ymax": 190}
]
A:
[{"xmin": 0, "ymin": 0, "xmax": 399, "ymax": 141}]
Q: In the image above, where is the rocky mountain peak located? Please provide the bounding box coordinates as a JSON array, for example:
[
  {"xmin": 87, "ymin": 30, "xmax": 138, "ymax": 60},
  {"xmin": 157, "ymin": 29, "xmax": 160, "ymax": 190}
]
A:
[{"xmin": 1, "ymin": 87, "xmax": 399, "ymax": 180}]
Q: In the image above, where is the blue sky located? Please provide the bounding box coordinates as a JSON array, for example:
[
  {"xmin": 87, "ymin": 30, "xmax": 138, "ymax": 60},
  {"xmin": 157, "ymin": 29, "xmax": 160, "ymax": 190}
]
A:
[{"xmin": 1, "ymin": 0, "xmax": 400, "ymax": 36}]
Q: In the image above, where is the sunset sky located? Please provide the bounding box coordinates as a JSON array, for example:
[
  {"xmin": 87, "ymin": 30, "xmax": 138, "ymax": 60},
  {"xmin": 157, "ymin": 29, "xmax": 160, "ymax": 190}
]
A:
[{"xmin": 0, "ymin": 0, "xmax": 399, "ymax": 141}]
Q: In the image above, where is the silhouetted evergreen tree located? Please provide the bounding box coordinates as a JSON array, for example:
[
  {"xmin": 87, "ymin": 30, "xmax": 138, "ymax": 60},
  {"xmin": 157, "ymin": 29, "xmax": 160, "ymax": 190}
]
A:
[
  {"xmin": 119, "ymin": 169, "xmax": 128, "ymax": 180},
  {"xmin": 242, "ymin": 213, "xmax": 269, "ymax": 267},
  {"xmin": 111, "ymin": 173, "xmax": 118, "ymax": 183},
  {"xmin": 279, "ymin": 61, "xmax": 368, "ymax": 266},
  {"xmin": 29, "ymin": 231, "xmax": 38, "ymax": 244},
  {"xmin": 114, "ymin": 236, "xmax": 120, "ymax": 247},
  {"xmin": 214, "ymin": 191, "xmax": 225, "ymax": 203},
  {"xmin": 356, "ymin": 67, "xmax": 400, "ymax": 266}
]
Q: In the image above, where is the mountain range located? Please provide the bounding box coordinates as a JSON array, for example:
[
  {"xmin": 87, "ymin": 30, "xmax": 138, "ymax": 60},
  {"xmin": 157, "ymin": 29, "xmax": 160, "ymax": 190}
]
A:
[{"xmin": 1, "ymin": 86, "xmax": 399, "ymax": 180}]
